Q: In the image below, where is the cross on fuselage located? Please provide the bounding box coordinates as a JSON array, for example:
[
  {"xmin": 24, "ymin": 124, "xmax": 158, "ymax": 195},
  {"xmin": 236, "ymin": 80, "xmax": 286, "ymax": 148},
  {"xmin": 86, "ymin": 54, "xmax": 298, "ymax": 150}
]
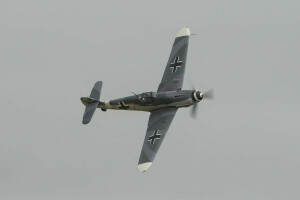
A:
[
  {"xmin": 118, "ymin": 101, "xmax": 130, "ymax": 109},
  {"xmin": 148, "ymin": 130, "xmax": 161, "ymax": 145},
  {"xmin": 169, "ymin": 56, "xmax": 183, "ymax": 73}
]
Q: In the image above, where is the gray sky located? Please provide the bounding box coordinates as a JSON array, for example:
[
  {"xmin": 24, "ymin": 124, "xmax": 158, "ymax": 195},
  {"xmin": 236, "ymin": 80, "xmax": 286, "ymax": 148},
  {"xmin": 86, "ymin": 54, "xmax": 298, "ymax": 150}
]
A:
[{"xmin": 1, "ymin": 0, "xmax": 300, "ymax": 199}]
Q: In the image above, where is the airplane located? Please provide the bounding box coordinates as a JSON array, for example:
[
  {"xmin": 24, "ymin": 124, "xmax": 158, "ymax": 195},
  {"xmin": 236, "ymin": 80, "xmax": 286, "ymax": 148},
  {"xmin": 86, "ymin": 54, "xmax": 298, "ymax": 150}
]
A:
[{"xmin": 81, "ymin": 27, "xmax": 213, "ymax": 172}]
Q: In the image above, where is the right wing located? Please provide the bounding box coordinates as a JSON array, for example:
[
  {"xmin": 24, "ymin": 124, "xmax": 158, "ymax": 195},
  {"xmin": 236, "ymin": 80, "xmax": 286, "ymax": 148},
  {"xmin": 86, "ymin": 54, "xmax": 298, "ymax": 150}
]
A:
[
  {"xmin": 157, "ymin": 27, "xmax": 190, "ymax": 92},
  {"xmin": 138, "ymin": 108, "xmax": 177, "ymax": 172}
]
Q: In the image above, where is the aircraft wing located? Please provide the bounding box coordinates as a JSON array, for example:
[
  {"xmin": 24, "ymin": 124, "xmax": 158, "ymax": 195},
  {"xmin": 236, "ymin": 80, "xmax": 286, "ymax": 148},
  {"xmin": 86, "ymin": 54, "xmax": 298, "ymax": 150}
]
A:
[
  {"xmin": 157, "ymin": 27, "xmax": 190, "ymax": 92},
  {"xmin": 138, "ymin": 108, "xmax": 177, "ymax": 172}
]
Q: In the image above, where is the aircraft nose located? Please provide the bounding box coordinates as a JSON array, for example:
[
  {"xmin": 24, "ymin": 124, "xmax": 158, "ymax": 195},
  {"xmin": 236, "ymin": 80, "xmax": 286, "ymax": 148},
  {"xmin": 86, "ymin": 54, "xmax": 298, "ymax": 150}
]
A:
[{"xmin": 192, "ymin": 91, "xmax": 203, "ymax": 102}]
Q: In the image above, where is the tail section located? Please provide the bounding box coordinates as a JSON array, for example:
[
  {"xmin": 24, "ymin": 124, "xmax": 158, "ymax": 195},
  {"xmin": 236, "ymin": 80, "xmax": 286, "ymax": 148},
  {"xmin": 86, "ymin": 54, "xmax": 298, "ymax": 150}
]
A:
[{"xmin": 81, "ymin": 81, "xmax": 103, "ymax": 124}]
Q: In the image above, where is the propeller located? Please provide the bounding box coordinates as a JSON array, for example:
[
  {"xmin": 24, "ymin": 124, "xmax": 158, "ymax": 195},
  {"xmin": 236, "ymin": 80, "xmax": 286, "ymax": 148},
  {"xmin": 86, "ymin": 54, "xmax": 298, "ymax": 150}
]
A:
[
  {"xmin": 203, "ymin": 89, "xmax": 214, "ymax": 100},
  {"xmin": 190, "ymin": 89, "xmax": 214, "ymax": 119},
  {"xmin": 190, "ymin": 102, "xmax": 198, "ymax": 119},
  {"xmin": 186, "ymin": 74, "xmax": 214, "ymax": 119}
]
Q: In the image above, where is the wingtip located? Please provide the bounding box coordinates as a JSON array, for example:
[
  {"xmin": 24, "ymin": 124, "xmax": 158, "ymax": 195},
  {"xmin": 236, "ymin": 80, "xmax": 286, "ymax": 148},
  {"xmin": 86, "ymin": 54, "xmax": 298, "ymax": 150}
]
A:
[
  {"xmin": 138, "ymin": 162, "xmax": 152, "ymax": 172},
  {"xmin": 82, "ymin": 120, "xmax": 90, "ymax": 125},
  {"xmin": 176, "ymin": 27, "xmax": 190, "ymax": 38}
]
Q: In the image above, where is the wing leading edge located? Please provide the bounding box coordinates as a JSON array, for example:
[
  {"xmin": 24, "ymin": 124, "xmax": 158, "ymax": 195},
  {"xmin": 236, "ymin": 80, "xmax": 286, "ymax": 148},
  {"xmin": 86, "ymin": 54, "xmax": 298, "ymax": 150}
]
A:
[
  {"xmin": 157, "ymin": 27, "xmax": 190, "ymax": 92},
  {"xmin": 138, "ymin": 108, "xmax": 177, "ymax": 172}
]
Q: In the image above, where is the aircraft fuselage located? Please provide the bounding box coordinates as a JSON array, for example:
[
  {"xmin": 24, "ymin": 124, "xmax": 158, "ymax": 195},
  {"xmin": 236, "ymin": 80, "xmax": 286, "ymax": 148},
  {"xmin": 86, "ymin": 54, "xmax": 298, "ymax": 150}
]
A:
[{"xmin": 81, "ymin": 90, "xmax": 202, "ymax": 112}]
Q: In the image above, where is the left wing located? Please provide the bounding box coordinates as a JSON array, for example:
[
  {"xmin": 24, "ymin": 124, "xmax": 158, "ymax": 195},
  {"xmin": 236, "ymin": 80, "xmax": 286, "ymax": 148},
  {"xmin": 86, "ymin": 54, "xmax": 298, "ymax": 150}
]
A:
[
  {"xmin": 157, "ymin": 27, "xmax": 190, "ymax": 92},
  {"xmin": 138, "ymin": 108, "xmax": 177, "ymax": 172}
]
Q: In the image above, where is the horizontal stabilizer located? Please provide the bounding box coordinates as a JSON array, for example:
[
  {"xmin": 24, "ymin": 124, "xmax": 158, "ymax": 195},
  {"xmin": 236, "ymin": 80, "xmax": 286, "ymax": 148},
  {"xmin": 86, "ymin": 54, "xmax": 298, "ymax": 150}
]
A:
[
  {"xmin": 82, "ymin": 101, "xmax": 98, "ymax": 124},
  {"xmin": 82, "ymin": 81, "xmax": 103, "ymax": 124},
  {"xmin": 89, "ymin": 81, "xmax": 102, "ymax": 101}
]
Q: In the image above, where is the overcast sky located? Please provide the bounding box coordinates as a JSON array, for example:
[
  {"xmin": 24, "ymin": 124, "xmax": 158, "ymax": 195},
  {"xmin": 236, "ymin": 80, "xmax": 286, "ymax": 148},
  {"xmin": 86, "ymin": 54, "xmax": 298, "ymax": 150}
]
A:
[{"xmin": 1, "ymin": 0, "xmax": 300, "ymax": 199}]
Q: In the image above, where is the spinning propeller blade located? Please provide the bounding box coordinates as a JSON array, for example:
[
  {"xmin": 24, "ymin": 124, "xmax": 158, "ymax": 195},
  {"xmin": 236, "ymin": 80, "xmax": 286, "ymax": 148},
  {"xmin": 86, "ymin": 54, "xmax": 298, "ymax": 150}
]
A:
[
  {"xmin": 203, "ymin": 89, "xmax": 214, "ymax": 100},
  {"xmin": 190, "ymin": 103, "xmax": 198, "ymax": 119}
]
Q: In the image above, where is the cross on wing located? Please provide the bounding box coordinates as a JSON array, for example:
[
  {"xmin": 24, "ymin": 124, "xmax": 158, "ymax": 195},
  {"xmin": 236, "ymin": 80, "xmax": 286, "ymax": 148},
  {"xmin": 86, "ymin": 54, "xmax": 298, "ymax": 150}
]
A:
[
  {"xmin": 148, "ymin": 130, "xmax": 161, "ymax": 145},
  {"xmin": 169, "ymin": 56, "xmax": 183, "ymax": 73}
]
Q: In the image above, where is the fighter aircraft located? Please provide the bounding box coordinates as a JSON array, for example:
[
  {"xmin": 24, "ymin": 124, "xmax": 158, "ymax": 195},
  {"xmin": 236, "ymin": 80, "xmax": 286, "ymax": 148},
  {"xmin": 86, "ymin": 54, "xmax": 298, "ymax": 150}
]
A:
[{"xmin": 81, "ymin": 27, "xmax": 213, "ymax": 172}]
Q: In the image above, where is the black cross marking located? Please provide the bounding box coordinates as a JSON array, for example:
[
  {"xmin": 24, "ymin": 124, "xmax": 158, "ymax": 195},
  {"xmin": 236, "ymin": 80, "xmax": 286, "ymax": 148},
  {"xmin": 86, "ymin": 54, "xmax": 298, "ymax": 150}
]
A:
[
  {"xmin": 148, "ymin": 130, "xmax": 161, "ymax": 145},
  {"xmin": 169, "ymin": 57, "xmax": 183, "ymax": 73},
  {"xmin": 118, "ymin": 101, "xmax": 130, "ymax": 109}
]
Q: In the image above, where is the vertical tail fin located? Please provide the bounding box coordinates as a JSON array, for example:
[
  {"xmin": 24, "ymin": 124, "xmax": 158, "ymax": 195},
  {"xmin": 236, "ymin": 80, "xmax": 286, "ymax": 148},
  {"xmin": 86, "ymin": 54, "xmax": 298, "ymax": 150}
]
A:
[{"xmin": 81, "ymin": 81, "xmax": 103, "ymax": 124}]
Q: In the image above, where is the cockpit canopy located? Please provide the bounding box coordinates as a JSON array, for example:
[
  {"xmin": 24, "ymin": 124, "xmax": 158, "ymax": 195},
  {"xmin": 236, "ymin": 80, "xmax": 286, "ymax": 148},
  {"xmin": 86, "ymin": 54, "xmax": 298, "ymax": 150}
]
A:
[{"xmin": 140, "ymin": 92, "xmax": 157, "ymax": 103}]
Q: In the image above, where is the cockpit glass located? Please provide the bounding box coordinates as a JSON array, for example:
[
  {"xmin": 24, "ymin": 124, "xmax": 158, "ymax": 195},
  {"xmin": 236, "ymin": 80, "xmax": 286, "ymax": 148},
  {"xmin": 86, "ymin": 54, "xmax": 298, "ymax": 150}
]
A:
[{"xmin": 140, "ymin": 92, "xmax": 156, "ymax": 103}]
